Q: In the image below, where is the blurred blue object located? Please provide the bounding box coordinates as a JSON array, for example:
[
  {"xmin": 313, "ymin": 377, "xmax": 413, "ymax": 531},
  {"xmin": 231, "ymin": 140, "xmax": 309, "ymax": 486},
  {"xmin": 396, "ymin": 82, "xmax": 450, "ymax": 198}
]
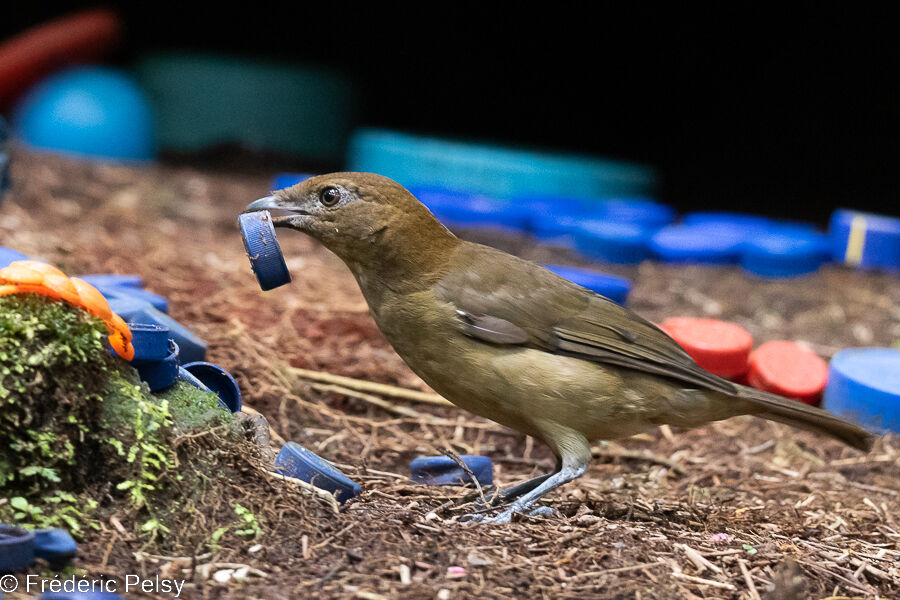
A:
[
  {"xmin": 108, "ymin": 296, "xmax": 207, "ymax": 363},
  {"xmin": 409, "ymin": 186, "xmax": 530, "ymax": 232},
  {"xmin": 829, "ymin": 209, "xmax": 900, "ymax": 271},
  {"xmin": 129, "ymin": 323, "xmax": 171, "ymax": 362},
  {"xmin": 271, "ymin": 173, "xmax": 314, "ymax": 190},
  {"xmin": 0, "ymin": 524, "xmax": 35, "ymax": 572},
  {"xmin": 823, "ymin": 348, "xmax": 900, "ymax": 434},
  {"xmin": 276, "ymin": 442, "xmax": 361, "ymax": 502},
  {"xmin": 13, "ymin": 67, "xmax": 155, "ymax": 161},
  {"xmin": 683, "ymin": 211, "xmax": 773, "ymax": 229},
  {"xmin": 133, "ymin": 340, "xmax": 179, "ymax": 392},
  {"xmin": 576, "ymin": 220, "xmax": 654, "ymax": 264},
  {"xmin": 598, "ymin": 197, "xmax": 675, "ymax": 230},
  {"xmin": 95, "ymin": 284, "xmax": 168, "ymax": 313},
  {"xmin": 348, "ymin": 129, "xmax": 656, "ymax": 200},
  {"xmin": 542, "ymin": 264, "xmax": 631, "ymax": 304},
  {"xmin": 740, "ymin": 226, "xmax": 831, "ymax": 278},
  {"xmin": 41, "ymin": 593, "xmax": 122, "ymax": 600},
  {"xmin": 78, "ymin": 273, "xmax": 144, "ymax": 289},
  {"xmin": 0, "ymin": 246, "xmax": 28, "ymax": 268},
  {"xmin": 33, "ymin": 528, "xmax": 77, "ymax": 565},
  {"xmin": 650, "ymin": 223, "xmax": 747, "ymax": 264},
  {"xmin": 0, "ymin": 115, "xmax": 10, "ymax": 203},
  {"xmin": 410, "ymin": 455, "xmax": 494, "ymax": 487}
]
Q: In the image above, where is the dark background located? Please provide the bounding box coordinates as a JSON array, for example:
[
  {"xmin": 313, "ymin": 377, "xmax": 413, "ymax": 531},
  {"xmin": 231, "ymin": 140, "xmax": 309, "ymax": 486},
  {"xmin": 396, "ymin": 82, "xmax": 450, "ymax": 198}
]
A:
[{"xmin": 4, "ymin": 4, "xmax": 898, "ymax": 223}]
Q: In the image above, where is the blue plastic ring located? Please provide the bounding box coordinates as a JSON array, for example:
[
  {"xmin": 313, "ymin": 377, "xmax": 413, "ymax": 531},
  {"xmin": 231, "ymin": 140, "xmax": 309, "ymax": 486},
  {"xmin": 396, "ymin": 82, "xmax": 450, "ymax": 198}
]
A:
[
  {"xmin": 239, "ymin": 210, "xmax": 292, "ymax": 291},
  {"xmin": 134, "ymin": 340, "xmax": 179, "ymax": 392},
  {"xmin": 180, "ymin": 362, "xmax": 242, "ymax": 412}
]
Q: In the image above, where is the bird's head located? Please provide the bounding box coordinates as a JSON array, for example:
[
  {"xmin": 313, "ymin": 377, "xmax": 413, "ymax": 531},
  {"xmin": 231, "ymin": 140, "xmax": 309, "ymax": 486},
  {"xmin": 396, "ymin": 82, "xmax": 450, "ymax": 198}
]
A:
[{"xmin": 244, "ymin": 172, "xmax": 458, "ymax": 285}]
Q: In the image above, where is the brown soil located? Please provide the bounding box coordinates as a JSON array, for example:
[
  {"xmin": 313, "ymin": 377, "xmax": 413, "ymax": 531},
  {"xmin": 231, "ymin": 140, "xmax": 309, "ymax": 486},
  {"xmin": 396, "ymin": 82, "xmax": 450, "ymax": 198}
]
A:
[{"xmin": 1, "ymin": 150, "xmax": 898, "ymax": 599}]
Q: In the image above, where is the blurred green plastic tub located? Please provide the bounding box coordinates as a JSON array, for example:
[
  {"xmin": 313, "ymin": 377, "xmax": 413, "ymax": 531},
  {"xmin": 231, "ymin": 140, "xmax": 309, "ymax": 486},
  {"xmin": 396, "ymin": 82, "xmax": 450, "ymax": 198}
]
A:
[
  {"xmin": 347, "ymin": 129, "xmax": 656, "ymax": 200},
  {"xmin": 136, "ymin": 53, "xmax": 356, "ymax": 161}
]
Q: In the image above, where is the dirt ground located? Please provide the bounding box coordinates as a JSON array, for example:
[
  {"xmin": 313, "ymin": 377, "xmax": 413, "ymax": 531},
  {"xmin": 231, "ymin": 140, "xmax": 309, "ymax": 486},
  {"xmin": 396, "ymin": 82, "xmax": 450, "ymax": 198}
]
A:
[{"xmin": 1, "ymin": 150, "xmax": 898, "ymax": 599}]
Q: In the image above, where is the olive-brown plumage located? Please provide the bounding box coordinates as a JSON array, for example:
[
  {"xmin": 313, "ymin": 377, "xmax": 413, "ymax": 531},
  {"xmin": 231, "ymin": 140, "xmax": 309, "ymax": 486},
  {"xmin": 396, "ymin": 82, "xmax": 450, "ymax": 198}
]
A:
[{"xmin": 245, "ymin": 172, "xmax": 874, "ymax": 522}]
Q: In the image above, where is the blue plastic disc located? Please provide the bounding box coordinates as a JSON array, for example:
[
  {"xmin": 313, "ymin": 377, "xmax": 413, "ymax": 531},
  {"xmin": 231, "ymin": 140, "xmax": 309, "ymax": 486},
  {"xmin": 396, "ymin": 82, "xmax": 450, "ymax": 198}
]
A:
[
  {"xmin": 108, "ymin": 296, "xmax": 207, "ymax": 364},
  {"xmin": 596, "ymin": 197, "xmax": 675, "ymax": 230},
  {"xmin": 0, "ymin": 246, "xmax": 28, "ymax": 269},
  {"xmin": 275, "ymin": 442, "xmax": 361, "ymax": 503},
  {"xmin": 542, "ymin": 264, "xmax": 631, "ymax": 304},
  {"xmin": 272, "ymin": 173, "xmax": 314, "ymax": 191},
  {"xmin": 683, "ymin": 212, "xmax": 773, "ymax": 230},
  {"xmin": 176, "ymin": 367, "xmax": 230, "ymax": 411},
  {"xmin": 129, "ymin": 323, "xmax": 171, "ymax": 362},
  {"xmin": 829, "ymin": 209, "xmax": 900, "ymax": 271},
  {"xmin": 33, "ymin": 528, "xmax": 77, "ymax": 565},
  {"xmin": 650, "ymin": 223, "xmax": 747, "ymax": 264},
  {"xmin": 77, "ymin": 273, "xmax": 145, "ymax": 289},
  {"xmin": 740, "ymin": 227, "xmax": 831, "ymax": 278},
  {"xmin": 822, "ymin": 347, "xmax": 900, "ymax": 434},
  {"xmin": 180, "ymin": 362, "xmax": 242, "ymax": 413},
  {"xmin": 239, "ymin": 210, "xmax": 292, "ymax": 291},
  {"xmin": 134, "ymin": 340, "xmax": 179, "ymax": 392},
  {"xmin": 94, "ymin": 284, "xmax": 168, "ymax": 313},
  {"xmin": 575, "ymin": 220, "xmax": 654, "ymax": 264},
  {"xmin": 0, "ymin": 524, "xmax": 36, "ymax": 572},
  {"xmin": 410, "ymin": 455, "xmax": 494, "ymax": 487},
  {"xmin": 410, "ymin": 188, "xmax": 530, "ymax": 233}
]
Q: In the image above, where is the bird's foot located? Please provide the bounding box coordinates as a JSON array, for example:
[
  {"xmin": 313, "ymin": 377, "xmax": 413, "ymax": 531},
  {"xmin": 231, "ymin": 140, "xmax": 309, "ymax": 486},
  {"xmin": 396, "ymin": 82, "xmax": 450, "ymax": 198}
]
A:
[{"xmin": 461, "ymin": 504, "xmax": 556, "ymax": 525}]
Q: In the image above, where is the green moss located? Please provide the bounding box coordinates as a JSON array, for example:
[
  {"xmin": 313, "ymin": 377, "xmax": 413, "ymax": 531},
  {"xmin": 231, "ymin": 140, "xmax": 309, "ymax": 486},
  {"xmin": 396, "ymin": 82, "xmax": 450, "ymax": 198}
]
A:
[{"xmin": 0, "ymin": 294, "xmax": 238, "ymax": 540}]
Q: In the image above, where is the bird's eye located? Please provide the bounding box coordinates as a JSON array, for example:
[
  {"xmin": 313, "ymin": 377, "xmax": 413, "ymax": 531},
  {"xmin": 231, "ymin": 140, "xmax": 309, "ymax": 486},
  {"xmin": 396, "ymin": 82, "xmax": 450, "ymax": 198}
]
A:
[{"xmin": 319, "ymin": 186, "xmax": 341, "ymax": 207}]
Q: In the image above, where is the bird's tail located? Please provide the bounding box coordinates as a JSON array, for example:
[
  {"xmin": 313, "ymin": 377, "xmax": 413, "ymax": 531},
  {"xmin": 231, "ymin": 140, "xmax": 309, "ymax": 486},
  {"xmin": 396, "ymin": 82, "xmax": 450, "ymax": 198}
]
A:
[{"xmin": 735, "ymin": 385, "xmax": 875, "ymax": 452}]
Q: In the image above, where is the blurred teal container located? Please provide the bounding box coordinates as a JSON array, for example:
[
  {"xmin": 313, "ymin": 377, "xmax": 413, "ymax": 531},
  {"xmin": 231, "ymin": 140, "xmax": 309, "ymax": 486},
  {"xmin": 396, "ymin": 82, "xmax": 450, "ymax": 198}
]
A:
[
  {"xmin": 136, "ymin": 53, "xmax": 356, "ymax": 161},
  {"xmin": 347, "ymin": 129, "xmax": 656, "ymax": 200}
]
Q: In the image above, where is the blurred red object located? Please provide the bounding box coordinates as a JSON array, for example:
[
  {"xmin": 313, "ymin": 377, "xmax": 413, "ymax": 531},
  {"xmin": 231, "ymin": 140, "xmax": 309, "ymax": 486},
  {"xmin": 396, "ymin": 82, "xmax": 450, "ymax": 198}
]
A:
[
  {"xmin": 659, "ymin": 317, "xmax": 753, "ymax": 379},
  {"xmin": 746, "ymin": 340, "xmax": 828, "ymax": 405},
  {"xmin": 0, "ymin": 8, "xmax": 123, "ymax": 109}
]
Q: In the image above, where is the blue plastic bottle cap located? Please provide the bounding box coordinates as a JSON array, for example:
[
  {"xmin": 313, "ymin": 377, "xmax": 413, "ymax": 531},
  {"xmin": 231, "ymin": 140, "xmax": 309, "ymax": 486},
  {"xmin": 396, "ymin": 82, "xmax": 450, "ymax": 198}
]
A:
[
  {"xmin": 33, "ymin": 528, "xmax": 77, "ymax": 564},
  {"xmin": 180, "ymin": 362, "xmax": 242, "ymax": 413},
  {"xmin": 410, "ymin": 455, "xmax": 494, "ymax": 487},
  {"xmin": 417, "ymin": 191, "xmax": 531, "ymax": 233},
  {"xmin": 575, "ymin": 220, "xmax": 654, "ymax": 264},
  {"xmin": 107, "ymin": 297, "xmax": 207, "ymax": 363},
  {"xmin": 822, "ymin": 347, "xmax": 900, "ymax": 434},
  {"xmin": 272, "ymin": 173, "xmax": 314, "ymax": 191},
  {"xmin": 0, "ymin": 524, "xmax": 36, "ymax": 572},
  {"xmin": 239, "ymin": 210, "xmax": 292, "ymax": 291},
  {"xmin": 596, "ymin": 197, "xmax": 675, "ymax": 230},
  {"xmin": 127, "ymin": 323, "xmax": 171, "ymax": 362},
  {"xmin": 543, "ymin": 264, "xmax": 631, "ymax": 304},
  {"xmin": 740, "ymin": 227, "xmax": 832, "ymax": 278},
  {"xmin": 134, "ymin": 340, "xmax": 179, "ymax": 392},
  {"xmin": 12, "ymin": 67, "xmax": 156, "ymax": 162},
  {"xmin": 0, "ymin": 246, "xmax": 28, "ymax": 269},
  {"xmin": 683, "ymin": 212, "xmax": 773, "ymax": 230},
  {"xmin": 78, "ymin": 273, "xmax": 145, "ymax": 289},
  {"xmin": 94, "ymin": 284, "xmax": 169, "ymax": 313},
  {"xmin": 176, "ymin": 366, "xmax": 230, "ymax": 411},
  {"xmin": 829, "ymin": 209, "xmax": 900, "ymax": 271},
  {"xmin": 650, "ymin": 223, "xmax": 747, "ymax": 264},
  {"xmin": 275, "ymin": 442, "xmax": 361, "ymax": 502}
]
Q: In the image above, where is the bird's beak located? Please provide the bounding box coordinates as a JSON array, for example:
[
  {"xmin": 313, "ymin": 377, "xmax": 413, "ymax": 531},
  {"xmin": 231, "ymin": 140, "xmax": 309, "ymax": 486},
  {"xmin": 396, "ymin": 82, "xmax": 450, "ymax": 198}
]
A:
[{"xmin": 243, "ymin": 195, "xmax": 282, "ymax": 213}]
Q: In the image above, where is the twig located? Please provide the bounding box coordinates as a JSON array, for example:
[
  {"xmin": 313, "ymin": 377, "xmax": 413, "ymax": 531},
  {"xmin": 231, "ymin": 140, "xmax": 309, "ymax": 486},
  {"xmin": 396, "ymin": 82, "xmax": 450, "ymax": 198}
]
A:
[
  {"xmin": 568, "ymin": 561, "xmax": 667, "ymax": 579},
  {"xmin": 738, "ymin": 559, "xmax": 762, "ymax": 600},
  {"xmin": 286, "ymin": 366, "xmax": 452, "ymax": 406},
  {"xmin": 440, "ymin": 448, "xmax": 488, "ymax": 505},
  {"xmin": 670, "ymin": 572, "xmax": 735, "ymax": 590},
  {"xmin": 592, "ymin": 447, "xmax": 687, "ymax": 475},
  {"xmin": 265, "ymin": 470, "xmax": 341, "ymax": 513}
]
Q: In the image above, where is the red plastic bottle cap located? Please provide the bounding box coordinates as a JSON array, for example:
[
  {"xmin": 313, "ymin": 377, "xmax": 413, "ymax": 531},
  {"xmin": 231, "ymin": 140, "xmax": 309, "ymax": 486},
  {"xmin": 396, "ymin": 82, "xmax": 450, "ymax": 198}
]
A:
[
  {"xmin": 747, "ymin": 340, "xmax": 828, "ymax": 405},
  {"xmin": 660, "ymin": 317, "xmax": 753, "ymax": 379}
]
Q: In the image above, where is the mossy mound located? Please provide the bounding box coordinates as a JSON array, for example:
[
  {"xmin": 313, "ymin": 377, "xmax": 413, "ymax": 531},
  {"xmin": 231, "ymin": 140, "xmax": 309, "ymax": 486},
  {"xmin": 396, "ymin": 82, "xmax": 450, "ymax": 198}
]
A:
[{"xmin": 0, "ymin": 294, "xmax": 280, "ymax": 549}]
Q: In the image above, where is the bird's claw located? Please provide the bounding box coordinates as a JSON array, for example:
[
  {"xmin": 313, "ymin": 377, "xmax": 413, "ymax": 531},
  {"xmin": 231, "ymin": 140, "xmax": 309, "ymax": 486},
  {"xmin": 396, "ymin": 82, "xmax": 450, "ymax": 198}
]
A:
[{"xmin": 460, "ymin": 504, "xmax": 556, "ymax": 525}]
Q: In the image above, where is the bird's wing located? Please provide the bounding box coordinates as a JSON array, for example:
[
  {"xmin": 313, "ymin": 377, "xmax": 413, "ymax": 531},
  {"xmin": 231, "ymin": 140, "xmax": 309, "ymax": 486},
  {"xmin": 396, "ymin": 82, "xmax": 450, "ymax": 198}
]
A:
[{"xmin": 435, "ymin": 243, "xmax": 738, "ymax": 396}]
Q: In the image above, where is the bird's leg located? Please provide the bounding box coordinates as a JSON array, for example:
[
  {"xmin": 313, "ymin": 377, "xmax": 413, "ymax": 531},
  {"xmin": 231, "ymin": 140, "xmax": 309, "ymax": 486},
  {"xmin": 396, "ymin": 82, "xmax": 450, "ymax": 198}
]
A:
[
  {"xmin": 465, "ymin": 434, "xmax": 591, "ymax": 524},
  {"xmin": 488, "ymin": 456, "xmax": 562, "ymax": 506}
]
